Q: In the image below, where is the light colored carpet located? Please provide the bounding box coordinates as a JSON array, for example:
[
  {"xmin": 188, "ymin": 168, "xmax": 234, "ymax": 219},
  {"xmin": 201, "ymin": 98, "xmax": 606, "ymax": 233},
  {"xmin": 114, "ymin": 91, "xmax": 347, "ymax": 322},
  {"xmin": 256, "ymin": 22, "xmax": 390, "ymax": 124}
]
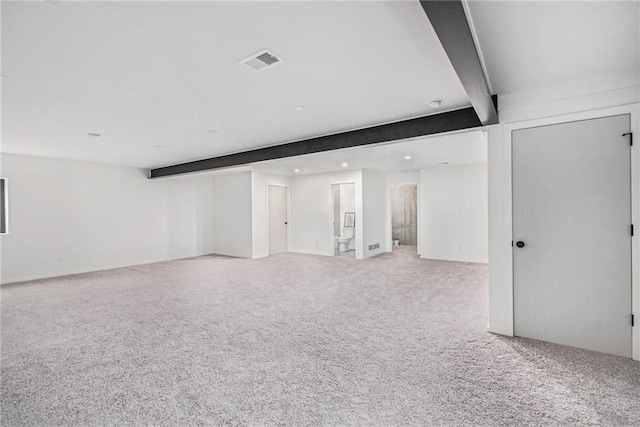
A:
[{"xmin": 2, "ymin": 246, "xmax": 640, "ymax": 426}]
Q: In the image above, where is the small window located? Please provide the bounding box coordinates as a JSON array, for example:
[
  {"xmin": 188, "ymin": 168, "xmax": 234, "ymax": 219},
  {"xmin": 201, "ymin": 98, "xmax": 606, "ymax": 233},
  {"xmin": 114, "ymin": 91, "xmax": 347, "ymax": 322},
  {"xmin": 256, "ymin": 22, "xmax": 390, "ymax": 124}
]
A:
[{"xmin": 0, "ymin": 178, "xmax": 7, "ymax": 234}]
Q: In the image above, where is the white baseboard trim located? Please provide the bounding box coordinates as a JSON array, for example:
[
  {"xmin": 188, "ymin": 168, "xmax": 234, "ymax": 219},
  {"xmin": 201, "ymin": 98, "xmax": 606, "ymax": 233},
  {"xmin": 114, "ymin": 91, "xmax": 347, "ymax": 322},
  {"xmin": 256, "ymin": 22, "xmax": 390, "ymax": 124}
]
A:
[{"xmin": 487, "ymin": 326, "xmax": 514, "ymax": 337}]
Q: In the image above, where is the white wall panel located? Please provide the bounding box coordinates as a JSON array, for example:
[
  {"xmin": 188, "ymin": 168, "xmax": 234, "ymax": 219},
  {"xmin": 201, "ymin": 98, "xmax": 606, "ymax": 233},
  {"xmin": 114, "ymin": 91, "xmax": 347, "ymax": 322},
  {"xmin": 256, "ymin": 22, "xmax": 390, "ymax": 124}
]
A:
[
  {"xmin": 419, "ymin": 163, "xmax": 488, "ymax": 263},
  {"xmin": 0, "ymin": 153, "xmax": 215, "ymax": 283},
  {"xmin": 212, "ymin": 171, "xmax": 252, "ymax": 258}
]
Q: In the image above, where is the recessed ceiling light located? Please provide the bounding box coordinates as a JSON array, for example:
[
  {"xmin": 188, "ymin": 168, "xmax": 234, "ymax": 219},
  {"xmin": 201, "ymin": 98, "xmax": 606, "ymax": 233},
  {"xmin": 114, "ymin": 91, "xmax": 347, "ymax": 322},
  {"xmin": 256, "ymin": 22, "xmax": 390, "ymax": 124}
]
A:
[
  {"xmin": 293, "ymin": 106, "xmax": 304, "ymax": 111},
  {"xmin": 207, "ymin": 129, "xmax": 218, "ymax": 134},
  {"xmin": 87, "ymin": 132, "xmax": 101, "ymax": 137},
  {"xmin": 293, "ymin": 168, "xmax": 300, "ymax": 173},
  {"xmin": 429, "ymin": 99, "xmax": 443, "ymax": 108},
  {"xmin": 404, "ymin": 155, "xmax": 412, "ymax": 160},
  {"xmin": 341, "ymin": 162, "xmax": 349, "ymax": 168}
]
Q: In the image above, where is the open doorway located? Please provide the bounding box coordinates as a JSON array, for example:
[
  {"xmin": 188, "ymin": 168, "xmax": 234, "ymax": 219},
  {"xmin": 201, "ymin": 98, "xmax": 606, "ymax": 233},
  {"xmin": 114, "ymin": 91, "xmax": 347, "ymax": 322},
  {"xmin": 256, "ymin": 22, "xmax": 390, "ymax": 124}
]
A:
[
  {"xmin": 390, "ymin": 184, "xmax": 417, "ymax": 253},
  {"xmin": 331, "ymin": 183, "xmax": 356, "ymax": 258}
]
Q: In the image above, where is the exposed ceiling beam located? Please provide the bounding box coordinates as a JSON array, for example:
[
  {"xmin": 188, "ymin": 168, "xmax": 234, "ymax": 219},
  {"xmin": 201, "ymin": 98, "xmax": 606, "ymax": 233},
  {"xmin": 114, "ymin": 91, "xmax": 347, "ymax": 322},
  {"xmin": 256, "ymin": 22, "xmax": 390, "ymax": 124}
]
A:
[
  {"xmin": 149, "ymin": 107, "xmax": 483, "ymax": 178},
  {"xmin": 419, "ymin": 0, "xmax": 498, "ymax": 125},
  {"xmin": 150, "ymin": 1, "xmax": 499, "ymax": 179}
]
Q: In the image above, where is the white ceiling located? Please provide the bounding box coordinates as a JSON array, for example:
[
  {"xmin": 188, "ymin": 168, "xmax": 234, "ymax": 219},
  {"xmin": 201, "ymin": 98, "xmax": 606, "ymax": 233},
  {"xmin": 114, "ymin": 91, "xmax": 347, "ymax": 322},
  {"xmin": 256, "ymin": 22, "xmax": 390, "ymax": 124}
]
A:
[
  {"xmin": 466, "ymin": 0, "xmax": 640, "ymax": 96},
  {"xmin": 2, "ymin": 1, "xmax": 638, "ymax": 176},
  {"xmin": 1, "ymin": 0, "xmax": 469, "ymax": 169}
]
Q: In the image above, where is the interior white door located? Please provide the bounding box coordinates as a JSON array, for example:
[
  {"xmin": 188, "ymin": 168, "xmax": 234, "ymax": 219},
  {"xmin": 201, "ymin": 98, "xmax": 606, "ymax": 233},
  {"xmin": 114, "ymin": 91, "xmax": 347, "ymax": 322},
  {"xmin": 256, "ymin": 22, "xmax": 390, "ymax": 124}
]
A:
[
  {"xmin": 268, "ymin": 185, "xmax": 288, "ymax": 255},
  {"xmin": 512, "ymin": 115, "xmax": 632, "ymax": 357}
]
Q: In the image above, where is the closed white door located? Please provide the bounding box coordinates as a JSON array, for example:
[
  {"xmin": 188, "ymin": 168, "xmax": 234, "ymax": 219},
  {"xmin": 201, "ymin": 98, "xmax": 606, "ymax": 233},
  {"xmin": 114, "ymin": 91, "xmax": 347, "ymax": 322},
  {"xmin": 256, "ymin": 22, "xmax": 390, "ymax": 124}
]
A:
[
  {"xmin": 512, "ymin": 115, "xmax": 632, "ymax": 357},
  {"xmin": 268, "ymin": 185, "xmax": 288, "ymax": 255}
]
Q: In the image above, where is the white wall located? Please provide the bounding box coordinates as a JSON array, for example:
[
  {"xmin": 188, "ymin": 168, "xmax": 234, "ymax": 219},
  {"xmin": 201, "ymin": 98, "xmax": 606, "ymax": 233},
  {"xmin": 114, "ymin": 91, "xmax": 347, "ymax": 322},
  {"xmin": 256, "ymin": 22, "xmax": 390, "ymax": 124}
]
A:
[
  {"xmin": 362, "ymin": 170, "xmax": 387, "ymax": 258},
  {"xmin": 419, "ymin": 163, "xmax": 488, "ymax": 263},
  {"xmin": 498, "ymin": 72, "xmax": 640, "ymax": 124},
  {"xmin": 212, "ymin": 171, "xmax": 252, "ymax": 258},
  {"xmin": 290, "ymin": 170, "xmax": 363, "ymax": 258},
  {"xmin": 251, "ymin": 172, "xmax": 290, "ymax": 259},
  {"xmin": 387, "ymin": 171, "xmax": 419, "ymax": 186},
  {"xmin": 0, "ymin": 153, "xmax": 215, "ymax": 284}
]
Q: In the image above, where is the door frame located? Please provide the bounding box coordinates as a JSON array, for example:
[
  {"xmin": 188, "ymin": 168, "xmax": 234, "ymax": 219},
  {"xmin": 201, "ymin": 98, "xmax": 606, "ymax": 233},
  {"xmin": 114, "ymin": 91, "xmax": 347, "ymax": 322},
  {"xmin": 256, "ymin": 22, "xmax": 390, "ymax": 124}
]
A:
[
  {"xmin": 387, "ymin": 183, "xmax": 420, "ymax": 255},
  {"xmin": 489, "ymin": 103, "xmax": 639, "ymax": 360},
  {"xmin": 329, "ymin": 181, "xmax": 360, "ymax": 258},
  {"xmin": 266, "ymin": 184, "xmax": 290, "ymax": 255}
]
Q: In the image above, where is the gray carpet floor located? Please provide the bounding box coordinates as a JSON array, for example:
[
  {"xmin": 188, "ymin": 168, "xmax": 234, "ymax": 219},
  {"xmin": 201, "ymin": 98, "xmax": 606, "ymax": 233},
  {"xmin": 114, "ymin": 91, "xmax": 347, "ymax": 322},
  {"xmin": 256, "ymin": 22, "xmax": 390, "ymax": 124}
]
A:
[{"xmin": 2, "ymin": 246, "xmax": 640, "ymax": 426}]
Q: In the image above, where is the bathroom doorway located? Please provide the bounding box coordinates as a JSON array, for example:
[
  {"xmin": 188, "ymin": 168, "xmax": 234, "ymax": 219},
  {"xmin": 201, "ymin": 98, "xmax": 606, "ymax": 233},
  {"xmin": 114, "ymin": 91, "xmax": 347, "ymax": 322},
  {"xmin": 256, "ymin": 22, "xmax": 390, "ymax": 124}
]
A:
[
  {"xmin": 331, "ymin": 182, "xmax": 356, "ymax": 258},
  {"xmin": 390, "ymin": 184, "xmax": 417, "ymax": 253}
]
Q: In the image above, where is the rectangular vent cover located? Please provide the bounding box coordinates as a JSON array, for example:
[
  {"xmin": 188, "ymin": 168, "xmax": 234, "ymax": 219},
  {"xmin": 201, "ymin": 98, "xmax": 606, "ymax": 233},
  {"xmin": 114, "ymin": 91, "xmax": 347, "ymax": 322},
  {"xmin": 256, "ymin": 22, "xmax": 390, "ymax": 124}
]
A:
[
  {"xmin": 241, "ymin": 50, "xmax": 283, "ymax": 71},
  {"xmin": 368, "ymin": 243, "xmax": 380, "ymax": 250}
]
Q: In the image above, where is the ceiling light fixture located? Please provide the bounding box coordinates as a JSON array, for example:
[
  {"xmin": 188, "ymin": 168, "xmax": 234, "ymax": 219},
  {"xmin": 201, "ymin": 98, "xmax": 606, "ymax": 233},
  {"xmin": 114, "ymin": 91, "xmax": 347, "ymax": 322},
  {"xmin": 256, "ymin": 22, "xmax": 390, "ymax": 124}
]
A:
[
  {"xmin": 207, "ymin": 129, "xmax": 218, "ymax": 134},
  {"xmin": 404, "ymin": 155, "xmax": 412, "ymax": 160},
  {"xmin": 341, "ymin": 162, "xmax": 349, "ymax": 168},
  {"xmin": 293, "ymin": 106, "xmax": 304, "ymax": 111},
  {"xmin": 438, "ymin": 161, "xmax": 450, "ymax": 165},
  {"xmin": 293, "ymin": 168, "xmax": 300, "ymax": 173},
  {"xmin": 87, "ymin": 132, "xmax": 101, "ymax": 137},
  {"xmin": 429, "ymin": 99, "xmax": 443, "ymax": 108}
]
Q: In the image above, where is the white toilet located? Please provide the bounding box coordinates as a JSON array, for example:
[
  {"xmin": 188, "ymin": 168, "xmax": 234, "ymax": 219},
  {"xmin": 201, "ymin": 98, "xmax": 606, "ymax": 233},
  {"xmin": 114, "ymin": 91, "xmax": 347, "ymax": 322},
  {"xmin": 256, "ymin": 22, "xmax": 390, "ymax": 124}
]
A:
[{"xmin": 337, "ymin": 227, "xmax": 354, "ymax": 252}]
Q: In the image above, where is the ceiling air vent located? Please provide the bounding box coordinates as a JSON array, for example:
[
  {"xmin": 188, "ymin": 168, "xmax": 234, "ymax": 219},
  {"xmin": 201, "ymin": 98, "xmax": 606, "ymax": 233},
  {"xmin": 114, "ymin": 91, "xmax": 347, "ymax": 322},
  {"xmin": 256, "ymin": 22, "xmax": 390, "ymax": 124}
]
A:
[{"xmin": 240, "ymin": 49, "xmax": 284, "ymax": 71}]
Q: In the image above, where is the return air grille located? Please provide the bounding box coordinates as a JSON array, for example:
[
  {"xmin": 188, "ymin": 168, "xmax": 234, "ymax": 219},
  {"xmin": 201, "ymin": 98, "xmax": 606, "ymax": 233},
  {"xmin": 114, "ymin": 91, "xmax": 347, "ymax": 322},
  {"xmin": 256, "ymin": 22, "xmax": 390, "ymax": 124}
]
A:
[{"xmin": 241, "ymin": 50, "xmax": 284, "ymax": 71}]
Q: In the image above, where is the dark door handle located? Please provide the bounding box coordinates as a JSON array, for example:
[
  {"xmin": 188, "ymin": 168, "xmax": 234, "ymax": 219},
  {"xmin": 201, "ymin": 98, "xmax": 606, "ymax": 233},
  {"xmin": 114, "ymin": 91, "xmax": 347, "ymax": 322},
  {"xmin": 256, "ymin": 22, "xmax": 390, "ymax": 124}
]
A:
[
  {"xmin": 284, "ymin": 222, "xmax": 288, "ymax": 225},
  {"xmin": 516, "ymin": 241, "xmax": 525, "ymax": 248}
]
